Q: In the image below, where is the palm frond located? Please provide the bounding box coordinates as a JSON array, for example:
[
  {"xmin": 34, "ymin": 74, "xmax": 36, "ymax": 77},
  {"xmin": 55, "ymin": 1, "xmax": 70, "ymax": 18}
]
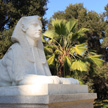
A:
[
  {"xmin": 66, "ymin": 19, "xmax": 77, "ymax": 33},
  {"xmin": 65, "ymin": 56, "xmax": 71, "ymax": 67},
  {"xmin": 72, "ymin": 43, "xmax": 87, "ymax": 55},
  {"xmin": 47, "ymin": 54, "xmax": 55, "ymax": 65},
  {"xmin": 52, "ymin": 19, "xmax": 67, "ymax": 36},
  {"xmin": 41, "ymin": 35, "xmax": 46, "ymax": 43},
  {"xmin": 70, "ymin": 60, "xmax": 88, "ymax": 71},
  {"xmin": 46, "ymin": 44, "xmax": 57, "ymax": 49},
  {"xmin": 43, "ymin": 30, "xmax": 57, "ymax": 39},
  {"xmin": 44, "ymin": 47, "xmax": 53, "ymax": 54},
  {"xmin": 55, "ymin": 49, "xmax": 63, "ymax": 55},
  {"xmin": 88, "ymin": 54, "xmax": 103, "ymax": 66},
  {"xmin": 77, "ymin": 28, "xmax": 89, "ymax": 37}
]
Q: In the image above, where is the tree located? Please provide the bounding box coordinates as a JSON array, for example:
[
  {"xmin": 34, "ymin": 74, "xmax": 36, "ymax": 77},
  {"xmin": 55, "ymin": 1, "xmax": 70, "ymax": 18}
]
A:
[
  {"xmin": 0, "ymin": 28, "xmax": 13, "ymax": 58},
  {"xmin": 0, "ymin": 0, "xmax": 48, "ymax": 58},
  {"xmin": 45, "ymin": 3, "xmax": 106, "ymax": 99},
  {"xmin": 44, "ymin": 19, "xmax": 103, "ymax": 77},
  {"xmin": 94, "ymin": 63, "xmax": 108, "ymax": 99},
  {"xmin": 104, "ymin": 4, "xmax": 108, "ymax": 21},
  {"xmin": 48, "ymin": 3, "xmax": 106, "ymax": 56},
  {"xmin": 101, "ymin": 4, "xmax": 108, "ymax": 62},
  {"xmin": 0, "ymin": 0, "xmax": 48, "ymax": 31},
  {"xmin": 65, "ymin": 3, "xmax": 85, "ymax": 20},
  {"xmin": 83, "ymin": 63, "xmax": 108, "ymax": 99}
]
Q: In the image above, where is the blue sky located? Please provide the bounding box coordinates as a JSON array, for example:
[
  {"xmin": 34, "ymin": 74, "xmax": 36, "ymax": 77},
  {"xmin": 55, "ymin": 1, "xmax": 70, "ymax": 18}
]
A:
[{"xmin": 44, "ymin": 0, "xmax": 108, "ymax": 20}]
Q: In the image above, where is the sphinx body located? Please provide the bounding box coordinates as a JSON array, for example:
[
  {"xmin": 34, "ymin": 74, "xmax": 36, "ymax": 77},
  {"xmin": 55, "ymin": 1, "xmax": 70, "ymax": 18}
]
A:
[{"xmin": 0, "ymin": 16, "xmax": 79, "ymax": 87}]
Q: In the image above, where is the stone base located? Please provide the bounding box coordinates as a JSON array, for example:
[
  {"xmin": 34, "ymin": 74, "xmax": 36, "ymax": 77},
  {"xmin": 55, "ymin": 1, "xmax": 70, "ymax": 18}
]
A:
[
  {"xmin": 0, "ymin": 93, "xmax": 96, "ymax": 108},
  {"xmin": 0, "ymin": 84, "xmax": 97, "ymax": 108}
]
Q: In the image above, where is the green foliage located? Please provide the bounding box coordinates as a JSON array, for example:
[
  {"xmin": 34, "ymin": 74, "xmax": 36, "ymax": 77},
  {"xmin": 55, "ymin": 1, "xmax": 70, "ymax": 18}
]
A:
[
  {"xmin": 44, "ymin": 19, "xmax": 103, "ymax": 77},
  {"xmin": 47, "ymin": 54, "xmax": 55, "ymax": 65},
  {"xmin": 65, "ymin": 3, "xmax": 85, "ymax": 19},
  {"xmin": 82, "ymin": 63, "xmax": 108, "ymax": 99},
  {"xmin": 46, "ymin": 4, "xmax": 108, "ymax": 100},
  {"xmin": 48, "ymin": 3, "xmax": 106, "ymax": 55},
  {"xmin": 46, "ymin": 5, "xmax": 106, "ymax": 99},
  {"xmin": 93, "ymin": 63, "xmax": 108, "ymax": 99},
  {"xmin": 0, "ymin": 0, "xmax": 48, "ymax": 30},
  {"xmin": 52, "ymin": 19, "xmax": 67, "ymax": 36},
  {"xmin": 71, "ymin": 60, "xmax": 88, "ymax": 72},
  {"xmin": 72, "ymin": 43, "xmax": 87, "ymax": 55},
  {"xmin": 0, "ymin": 28, "xmax": 13, "ymax": 58},
  {"xmin": 65, "ymin": 56, "xmax": 71, "ymax": 67},
  {"xmin": 78, "ymin": 80, "xmax": 84, "ymax": 85},
  {"xmin": 102, "ymin": 37, "xmax": 108, "ymax": 48},
  {"xmin": 94, "ymin": 100, "xmax": 108, "ymax": 108},
  {"xmin": 88, "ymin": 54, "xmax": 103, "ymax": 67}
]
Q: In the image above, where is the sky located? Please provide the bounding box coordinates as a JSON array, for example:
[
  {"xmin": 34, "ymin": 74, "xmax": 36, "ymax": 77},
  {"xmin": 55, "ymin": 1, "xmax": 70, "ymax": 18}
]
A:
[{"xmin": 44, "ymin": 0, "xmax": 108, "ymax": 20}]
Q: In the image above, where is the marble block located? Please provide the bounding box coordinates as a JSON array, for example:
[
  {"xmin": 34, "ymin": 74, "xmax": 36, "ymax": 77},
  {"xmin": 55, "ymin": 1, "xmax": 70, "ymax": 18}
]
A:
[
  {"xmin": 0, "ymin": 84, "xmax": 88, "ymax": 96},
  {"xmin": 0, "ymin": 93, "xmax": 97, "ymax": 108},
  {"xmin": 0, "ymin": 84, "xmax": 96, "ymax": 108}
]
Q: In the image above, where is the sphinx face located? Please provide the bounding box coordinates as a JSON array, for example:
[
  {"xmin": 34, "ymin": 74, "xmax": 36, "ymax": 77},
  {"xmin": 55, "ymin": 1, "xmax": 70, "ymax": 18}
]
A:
[{"xmin": 26, "ymin": 20, "xmax": 42, "ymax": 41}]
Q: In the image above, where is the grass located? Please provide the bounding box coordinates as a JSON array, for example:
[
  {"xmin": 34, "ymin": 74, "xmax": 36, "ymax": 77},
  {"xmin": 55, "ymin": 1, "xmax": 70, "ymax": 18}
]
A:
[{"xmin": 94, "ymin": 100, "xmax": 108, "ymax": 108}]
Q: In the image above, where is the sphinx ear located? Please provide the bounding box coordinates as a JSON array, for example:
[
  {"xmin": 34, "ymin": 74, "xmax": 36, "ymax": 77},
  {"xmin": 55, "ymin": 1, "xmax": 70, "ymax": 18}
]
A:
[
  {"xmin": 21, "ymin": 17, "xmax": 27, "ymax": 32},
  {"xmin": 21, "ymin": 24, "xmax": 26, "ymax": 32}
]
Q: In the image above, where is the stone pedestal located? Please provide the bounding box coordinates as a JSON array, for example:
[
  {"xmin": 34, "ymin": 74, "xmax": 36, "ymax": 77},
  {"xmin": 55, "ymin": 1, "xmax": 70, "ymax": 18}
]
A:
[{"xmin": 0, "ymin": 84, "xmax": 97, "ymax": 108}]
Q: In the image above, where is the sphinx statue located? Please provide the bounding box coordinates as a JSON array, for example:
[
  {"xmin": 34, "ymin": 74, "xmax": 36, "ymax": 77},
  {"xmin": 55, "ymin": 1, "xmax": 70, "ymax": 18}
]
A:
[{"xmin": 0, "ymin": 16, "xmax": 79, "ymax": 87}]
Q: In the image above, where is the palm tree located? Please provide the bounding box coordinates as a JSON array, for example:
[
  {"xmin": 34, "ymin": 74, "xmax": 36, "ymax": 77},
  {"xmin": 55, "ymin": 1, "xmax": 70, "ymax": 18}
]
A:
[{"xmin": 43, "ymin": 19, "xmax": 103, "ymax": 77}]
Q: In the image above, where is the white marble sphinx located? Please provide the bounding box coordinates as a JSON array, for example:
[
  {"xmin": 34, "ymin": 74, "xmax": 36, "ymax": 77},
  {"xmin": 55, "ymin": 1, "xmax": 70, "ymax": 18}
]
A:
[{"xmin": 0, "ymin": 16, "xmax": 79, "ymax": 87}]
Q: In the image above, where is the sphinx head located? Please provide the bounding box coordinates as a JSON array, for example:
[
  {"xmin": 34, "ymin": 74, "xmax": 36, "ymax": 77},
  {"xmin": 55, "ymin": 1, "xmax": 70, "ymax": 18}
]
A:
[
  {"xmin": 11, "ymin": 16, "xmax": 42, "ymax": 45},
  {"xmin": 22, "ymin": 16, "xmax": 42, "ymax": 41}
]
